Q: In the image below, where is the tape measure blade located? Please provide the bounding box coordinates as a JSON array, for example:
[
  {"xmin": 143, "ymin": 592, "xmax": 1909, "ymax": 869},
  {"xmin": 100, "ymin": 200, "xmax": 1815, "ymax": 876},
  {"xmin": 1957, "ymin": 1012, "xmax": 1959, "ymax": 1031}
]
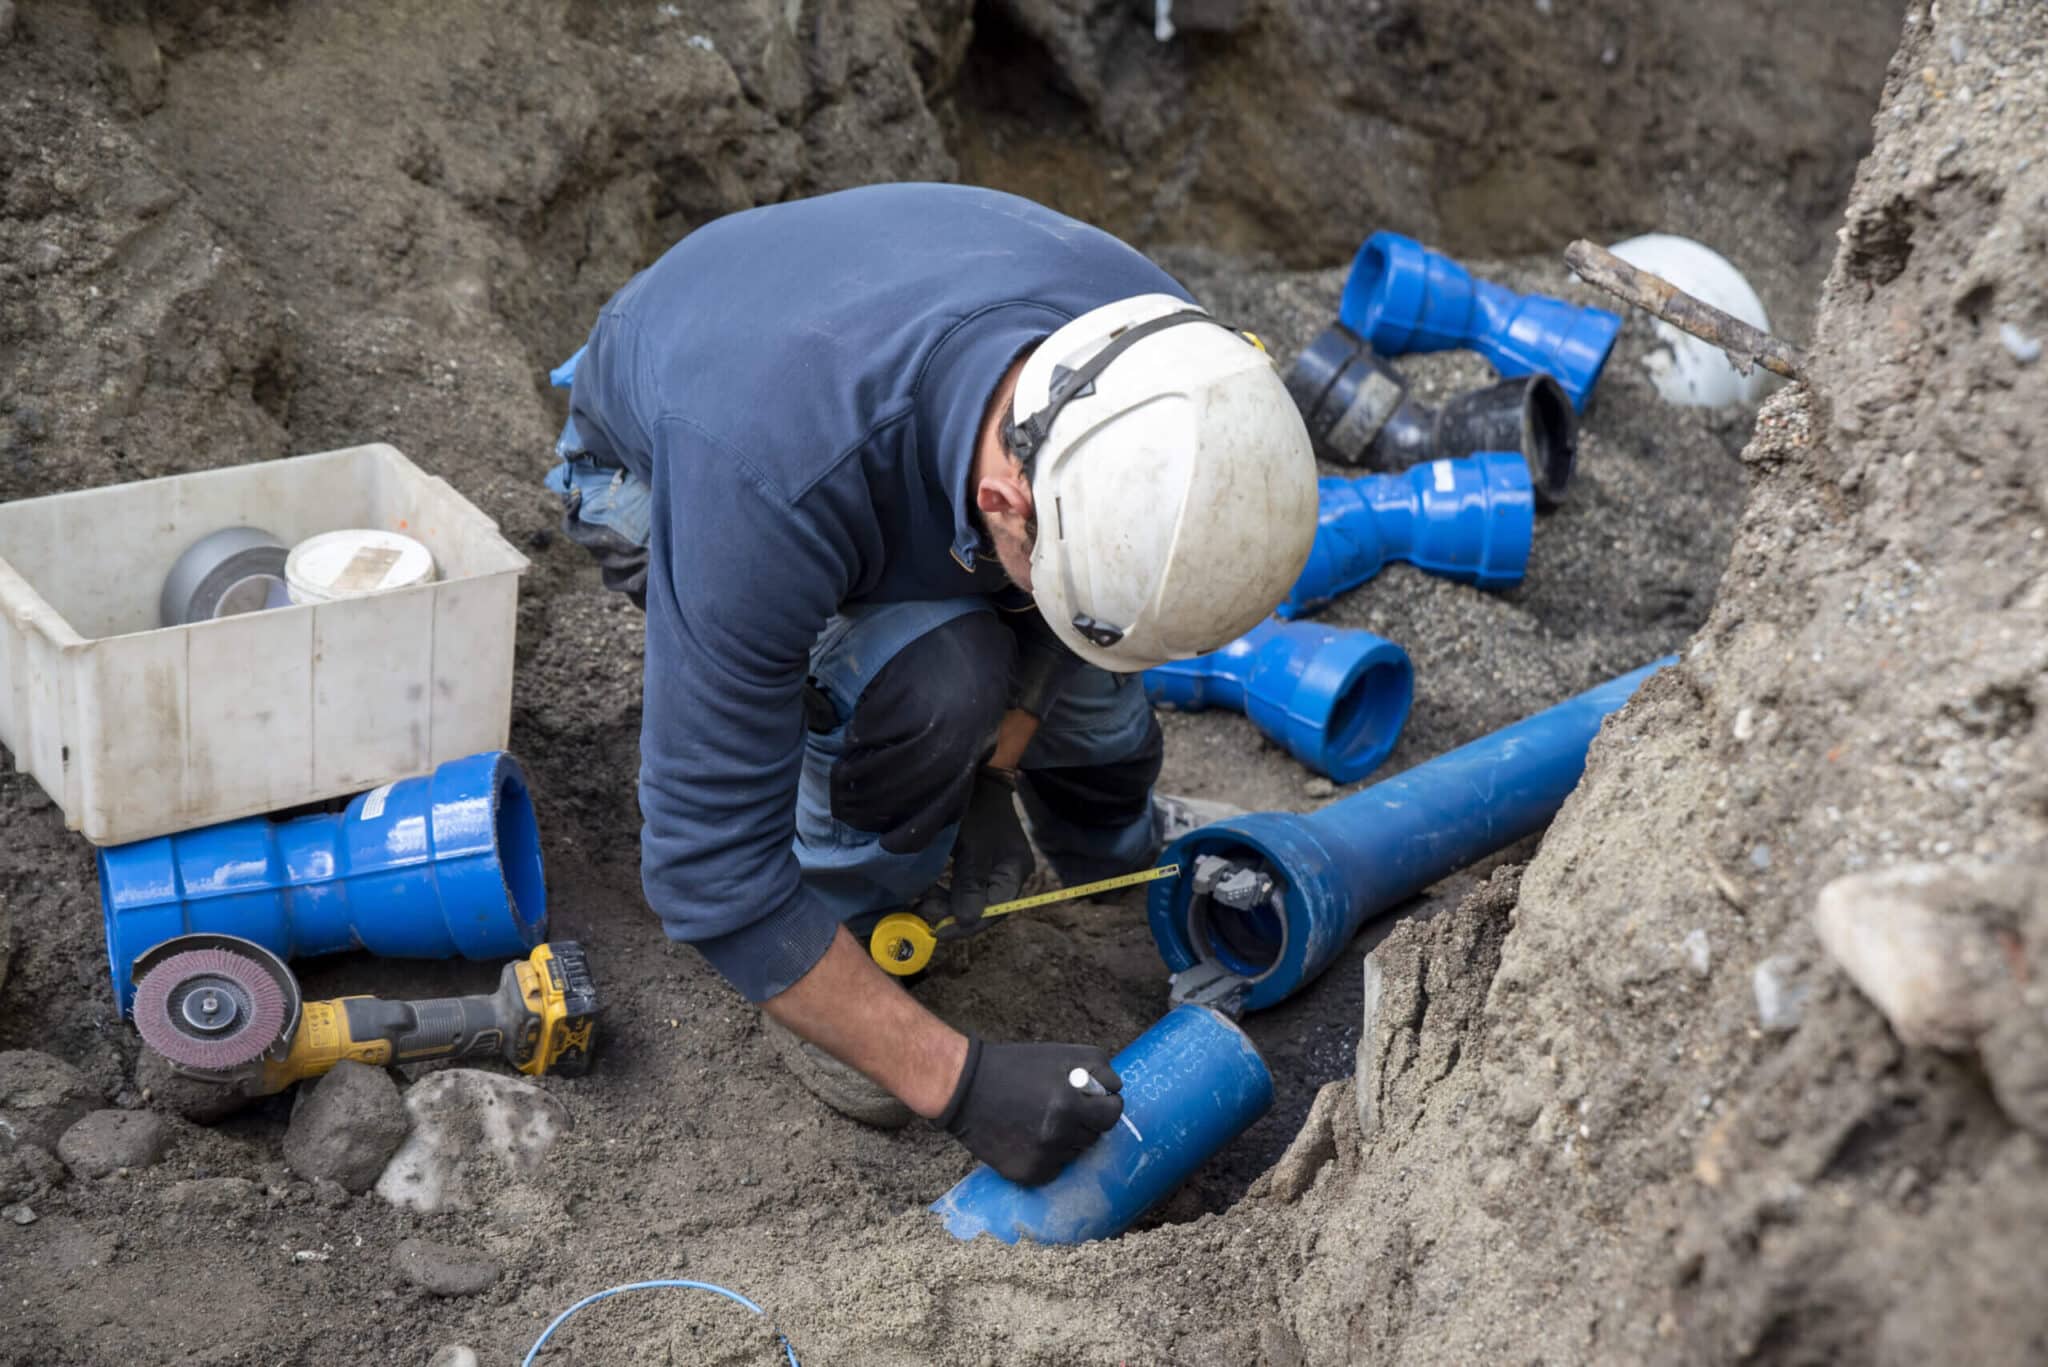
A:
[{"xmin": 982, "ymin": 863, "xmax": 1180, "ymax": 919}]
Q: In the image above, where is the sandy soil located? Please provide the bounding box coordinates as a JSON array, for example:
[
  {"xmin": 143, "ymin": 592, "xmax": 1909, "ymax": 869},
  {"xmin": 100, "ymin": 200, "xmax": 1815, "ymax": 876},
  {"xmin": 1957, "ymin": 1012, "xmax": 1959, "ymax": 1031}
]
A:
[{"xmin": 9, "ymin": 1, "xmax": 2019, "ymax": 1363}]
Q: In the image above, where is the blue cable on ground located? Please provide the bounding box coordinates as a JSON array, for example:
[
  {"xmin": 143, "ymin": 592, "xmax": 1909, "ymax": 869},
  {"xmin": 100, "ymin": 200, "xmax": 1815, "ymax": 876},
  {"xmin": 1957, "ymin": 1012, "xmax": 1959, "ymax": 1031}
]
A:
[{"xmin": 524, "ymin": 1278, "xmax": 801, "ymax": 1366}]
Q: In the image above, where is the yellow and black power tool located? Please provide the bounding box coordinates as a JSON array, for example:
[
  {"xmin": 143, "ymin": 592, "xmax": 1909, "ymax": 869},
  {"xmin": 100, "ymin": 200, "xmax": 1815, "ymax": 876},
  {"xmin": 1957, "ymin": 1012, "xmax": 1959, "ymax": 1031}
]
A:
[{"xmin": 129, "ymin": 933, "xmax": 598, "ymax": 1095}]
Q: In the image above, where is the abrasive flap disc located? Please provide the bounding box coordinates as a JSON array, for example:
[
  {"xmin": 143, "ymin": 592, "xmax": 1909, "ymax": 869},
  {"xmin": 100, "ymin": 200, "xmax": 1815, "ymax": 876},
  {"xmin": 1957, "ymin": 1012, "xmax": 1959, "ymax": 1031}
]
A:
[{"xmin": 132, "ymin": 946, "xmax": 291, "ymax": 1072}]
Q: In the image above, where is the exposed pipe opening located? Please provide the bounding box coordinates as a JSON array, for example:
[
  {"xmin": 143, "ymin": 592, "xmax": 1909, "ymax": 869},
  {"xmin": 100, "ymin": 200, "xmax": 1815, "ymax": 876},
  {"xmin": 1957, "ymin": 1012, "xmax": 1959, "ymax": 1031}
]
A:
[
  {"xmin": 1523, "ymin": 374, "xmax": 1576, "ymax": 506},
  {"xmin": 1325, "ymin": 658, "xmax": 1411, "ymax": 771},
  {"xmin": 496, "ymin": 766, "xmax": 548, "ymax": 933},
  {"xmin": 1183, "ymin": 843, "xmax": 1288, "ymax": 979}
]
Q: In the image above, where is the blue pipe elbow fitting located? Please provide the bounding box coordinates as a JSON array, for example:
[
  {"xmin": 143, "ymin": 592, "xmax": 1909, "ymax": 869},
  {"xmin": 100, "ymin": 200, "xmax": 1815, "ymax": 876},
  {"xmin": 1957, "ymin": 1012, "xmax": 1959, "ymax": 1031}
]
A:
[
  {"xmin": 931, "ymin": 1004, "xmax": 1273, "ymax": 1244},
  {"xmin": 98, "ymin": 750, "xmax": 548, "ymax": 1012},
  {"xmin": 1148, "ymin": 658, "xmax": 1676, "ymax": 1013},
  {"xmin": 1277, "ymin": 451, "xmax": 1534, "ymax": 618},
  {"xmin": 1143, "ymin": 619, "xmax": 1414, "ymax": 783},
  {"xmin": 1337, "ymin": 231, "xmax": 1621, "ymax": 411}
]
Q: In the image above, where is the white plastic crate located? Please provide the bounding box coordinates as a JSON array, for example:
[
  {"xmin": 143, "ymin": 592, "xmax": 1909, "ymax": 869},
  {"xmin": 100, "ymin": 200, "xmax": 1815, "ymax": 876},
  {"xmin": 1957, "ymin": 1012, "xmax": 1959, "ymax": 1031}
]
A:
[{"xmin": 0, "ymin": 443, "xmax": 529, "ymax": 845}]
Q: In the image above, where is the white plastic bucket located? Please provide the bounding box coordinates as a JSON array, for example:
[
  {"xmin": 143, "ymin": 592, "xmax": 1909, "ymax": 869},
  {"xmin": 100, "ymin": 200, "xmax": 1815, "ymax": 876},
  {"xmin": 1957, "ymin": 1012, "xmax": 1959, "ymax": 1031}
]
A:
[{"xmin": 286, "ymin": 528, "xmax": 437, "ymax": 605}]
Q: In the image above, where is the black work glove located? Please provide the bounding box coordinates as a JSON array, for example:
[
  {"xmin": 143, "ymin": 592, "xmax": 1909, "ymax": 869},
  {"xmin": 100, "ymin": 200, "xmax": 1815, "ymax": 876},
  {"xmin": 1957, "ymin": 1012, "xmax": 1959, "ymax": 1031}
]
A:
[
  {"xmin": 927, "ymin": 766, "xmax": 1034, "ymax": 936},
  {"xmin": 939, "ymin": 1037, "xmax": 1124, "ymax": 1185}
]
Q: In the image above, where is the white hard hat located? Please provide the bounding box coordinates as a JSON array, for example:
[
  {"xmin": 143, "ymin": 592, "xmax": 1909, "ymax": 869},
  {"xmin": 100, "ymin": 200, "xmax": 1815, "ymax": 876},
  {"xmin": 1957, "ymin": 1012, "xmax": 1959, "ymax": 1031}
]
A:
[{"xmin": 1009, "ymin": 294, "xmax": 1319, "ymax": 672}]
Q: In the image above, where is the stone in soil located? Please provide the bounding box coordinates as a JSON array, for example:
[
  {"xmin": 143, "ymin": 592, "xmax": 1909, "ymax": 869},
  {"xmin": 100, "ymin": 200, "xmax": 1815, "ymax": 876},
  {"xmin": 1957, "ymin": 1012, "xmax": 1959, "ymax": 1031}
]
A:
[
  {"xmin": 428, "ymin": 1347, "xmax": 480, "ymax": 1367},
  {"xmin": 374, "ymin": 1069, "xmax": 570, "ymax": 1214},
  {"xmin": 57, "ymin": 1109, "xmax": 166, "ymax": 1178},
  {"xmin": 0, "ymin": 1050, "xmax": 99, "ymax": 1155},
  {"xmin": 1812, "ymin": 863, "xmax": 2008, "ymax": 1051},
  {"xmin": 283, "ymin": 1061, "xmax": 409, "ymax": 1193},
  {"xmin": 392, "ymin": 1238, "xmax": 501, "ymax": 1297}
]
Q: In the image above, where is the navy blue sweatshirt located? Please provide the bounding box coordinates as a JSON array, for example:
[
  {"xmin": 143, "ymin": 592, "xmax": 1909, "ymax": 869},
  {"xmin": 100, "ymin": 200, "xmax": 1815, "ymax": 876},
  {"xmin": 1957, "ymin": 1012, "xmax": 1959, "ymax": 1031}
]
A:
[{"xmin": 566, "ymin": 184, "xmax": 1189, "ymax": 1002}]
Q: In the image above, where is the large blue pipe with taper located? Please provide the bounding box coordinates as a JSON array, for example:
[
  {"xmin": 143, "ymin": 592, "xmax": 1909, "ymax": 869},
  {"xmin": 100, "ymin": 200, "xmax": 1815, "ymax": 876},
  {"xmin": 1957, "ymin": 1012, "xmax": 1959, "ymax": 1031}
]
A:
[
  {"xmin": 932, "ymin": 1004, "xmax": 1273, "ymax": 1245},
  {"xmin": 97, "ymin": 750, "xmax": 548, "ymax": 1012},
  {"xmin": 1143, "ymin": 620, "xmax": 1414, "ymax": 783},
  {"xmin": 1148, "ymin": 658, "xmax": 1676, "ymax": 1013},
  {"xmin": 1339, "ymin": 231, "xmax": 1621, "ymax": 411},
  {"xmin": 1278, "ymin": 451, "xmax": 1533, "ymax": 618}
]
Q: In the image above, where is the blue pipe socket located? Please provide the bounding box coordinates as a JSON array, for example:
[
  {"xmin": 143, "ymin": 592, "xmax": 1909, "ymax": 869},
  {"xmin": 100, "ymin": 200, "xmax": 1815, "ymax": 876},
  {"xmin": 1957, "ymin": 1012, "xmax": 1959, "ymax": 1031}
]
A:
[
  {"xmin": 932, "ymin": 1004, "xmax": 1273, "ymax": 1244},
  {"xmin": 1148, "ymin": 658, "xmax": 1676, "ymax": 1014},
  {"xmin": 1337, "ymin": 231, "xmax": 1621, "ymax": 411},
  {"xmin": 1143, "ymin": 620, "xmax": 1414, "ymax": 783},
  {"xmin": 1278, "ymin": 452, "xmax": 1534, "ymax": 618},
  {"xmin": 98, "ymin": 751, "xmax": 548, "ymax": 1013},
  {"xmin": 1284, "ymin": 328, "xmax": 1577, "ymax": 510}
]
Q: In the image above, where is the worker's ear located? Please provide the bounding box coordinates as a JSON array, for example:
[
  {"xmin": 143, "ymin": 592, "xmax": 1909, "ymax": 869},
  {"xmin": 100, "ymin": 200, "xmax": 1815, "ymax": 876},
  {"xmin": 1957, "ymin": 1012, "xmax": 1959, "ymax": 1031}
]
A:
[{"xmin": 974, "ymin": 464, "xmax": 1034, "ymax": 529}]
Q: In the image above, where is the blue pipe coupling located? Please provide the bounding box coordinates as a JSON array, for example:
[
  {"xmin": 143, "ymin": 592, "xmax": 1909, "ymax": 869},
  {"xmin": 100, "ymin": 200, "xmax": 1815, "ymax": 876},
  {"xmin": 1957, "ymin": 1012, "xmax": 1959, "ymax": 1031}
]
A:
[
  {"xmin": 1149, "ymin": 659, "xmax": 1675, "ymax": 1013},
  {"xmin": 98, "ymin": 750, "xmax": 548, "ymax": 1012},
  {"xmin": 1337, "ymin": 231, "xmax": 1621, "ymax": 411},
  {"xmin": 1144, "ymin": 619, "xmax": 1414, "ymax": 783},
  {"xmin": 1278, "ymin": 451, "xmax": 1534, "ymax": 618},
  {"xmin": 932, "ymin": 1004, "xmax": 1274, "ymax": 1244}
]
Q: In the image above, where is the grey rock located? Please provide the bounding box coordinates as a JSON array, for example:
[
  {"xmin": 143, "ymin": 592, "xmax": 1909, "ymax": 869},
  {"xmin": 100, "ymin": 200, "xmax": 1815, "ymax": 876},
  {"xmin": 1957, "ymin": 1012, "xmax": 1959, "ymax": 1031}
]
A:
[
  {"xmin": 1752, "ymin": 955, "xmax": 1810, "ymax": 1033},
  {"xmin": 137, "ymin": 1051, "xmax": 254, "ymax": 1125},
  {"xmin": 1302, "ymin": 776, "xmax": 1338, "ymax": 799},
  {"xmin": 283, "ymin": 1062, "xmax": 408, "ymax": 1193},
  {"xmin": 162, "ymin": 1176, "xmax": 261, "ymax": 1213},
  {"xmin": 4, "ymin": 1202, "xmax": 35, "ymax": 1225},
  {"xmin": 0, "ymin": 1050, "xmax": 100, "ymax": 1155},
  {"xmin": 428, "ymin": 1347, "xmax": 480, "ymax": 1367},
  {"xmin": 58, "ymin": 1109, "xmax": 166, "ymax": 1178},
  {"xmin": 2000, "ymin": 322, "xmax": 2042, "ymax": 365},
  {"xmin": 375, "ymin": 1069, "xmax": 570, "ymax": 1214},
  {"xmin": 311, "ymin": 1178, "xmax": 351, "ymax": 1210},
  {"xmin": 0, "ymin": 0, "xmax": 16, "ymax": 46},
  {"xmin": 1681, "ymin": 928, "xmax": 1713, "ymax": 979},
  {"xmin": 393, "ymin": 1238, "xmax": 501, "ymax": 1297},
  {"xmin": 1812, "ymin": 863, "xmax": 2013, "ymax": 1050}
]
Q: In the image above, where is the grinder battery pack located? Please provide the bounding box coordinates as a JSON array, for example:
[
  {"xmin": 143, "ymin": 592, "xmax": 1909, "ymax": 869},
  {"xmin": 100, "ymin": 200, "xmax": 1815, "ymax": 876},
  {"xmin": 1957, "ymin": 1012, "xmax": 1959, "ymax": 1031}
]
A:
[{"xmin": 129, "ymin": 934, "xmax": 598, "ymax": 1095}]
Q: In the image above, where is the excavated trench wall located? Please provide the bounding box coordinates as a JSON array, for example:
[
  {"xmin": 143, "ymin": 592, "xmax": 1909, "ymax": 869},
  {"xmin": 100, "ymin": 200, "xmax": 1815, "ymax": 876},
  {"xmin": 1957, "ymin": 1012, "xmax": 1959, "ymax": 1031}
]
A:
[{"xmin": 10, "ymin": 2, "xmax": 2020, "ymax": 1364}]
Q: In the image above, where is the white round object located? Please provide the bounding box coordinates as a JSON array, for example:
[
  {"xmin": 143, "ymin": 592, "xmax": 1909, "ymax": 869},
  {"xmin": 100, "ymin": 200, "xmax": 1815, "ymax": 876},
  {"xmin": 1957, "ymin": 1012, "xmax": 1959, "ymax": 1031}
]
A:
[
  {"xmin": 1607, "ymin": 234, "xmax": 1775, "ymax": 409},
  {"xmin": 1015, "ymin": 293, "xmax": 1319, "ymax": 672},
  {"xmin": 285, "ymin": 529, "xmax": 437, "ymax": 605}
]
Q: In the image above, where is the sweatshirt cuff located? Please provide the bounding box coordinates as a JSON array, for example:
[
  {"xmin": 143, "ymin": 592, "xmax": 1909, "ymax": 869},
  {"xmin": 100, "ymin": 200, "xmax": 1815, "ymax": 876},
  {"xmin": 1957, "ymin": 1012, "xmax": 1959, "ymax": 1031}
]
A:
[{"xmin": 689, "ymin": 889, "xmax": 844, "ymax": 1003}]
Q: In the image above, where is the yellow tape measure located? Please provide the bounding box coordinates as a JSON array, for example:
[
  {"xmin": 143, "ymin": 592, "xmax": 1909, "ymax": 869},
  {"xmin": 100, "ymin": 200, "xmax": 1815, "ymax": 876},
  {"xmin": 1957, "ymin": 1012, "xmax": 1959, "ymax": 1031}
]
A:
[{"xmin": 868, "ymin": 864, "xmax": 1181, "ymax": 976}]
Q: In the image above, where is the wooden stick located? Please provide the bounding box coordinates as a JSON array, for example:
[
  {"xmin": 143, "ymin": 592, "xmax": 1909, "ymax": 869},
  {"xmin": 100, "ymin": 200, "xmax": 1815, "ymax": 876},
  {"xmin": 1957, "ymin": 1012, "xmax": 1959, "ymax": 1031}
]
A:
[{"xmin": 1565, "ymin": 239, "xmax": 1809, "ymax": 382}]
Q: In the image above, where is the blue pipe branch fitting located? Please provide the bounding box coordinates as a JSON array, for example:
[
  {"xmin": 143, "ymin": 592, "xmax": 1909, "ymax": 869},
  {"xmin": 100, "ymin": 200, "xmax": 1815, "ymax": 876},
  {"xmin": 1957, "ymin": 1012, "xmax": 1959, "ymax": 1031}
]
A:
[
  {"xmin": 1278, "ymin": 451, "xmax": 1534, "ymax": 618},
  {"xmin": 1148, "ymin": 658, "xmax": 1676, "ymax": 1013},
  {"xmin": 98, "ymin": 750, "xmax": 548, "ymax": 1012},
  {"xmin": 1337, "ymin": 231, "xmax": 1621, "ymax": 411},
  {"xmin": 931, "ymin": 1004, "xmax": 1273, "ymax": 1244},
  {"xmin": 1143, "ymin": 620, "xmax": 1414, "ymax": 783}
]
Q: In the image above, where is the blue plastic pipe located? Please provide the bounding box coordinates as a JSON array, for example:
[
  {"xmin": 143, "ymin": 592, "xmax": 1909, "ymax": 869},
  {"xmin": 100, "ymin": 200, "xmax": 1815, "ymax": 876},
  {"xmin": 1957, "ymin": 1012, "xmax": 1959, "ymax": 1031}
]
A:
[
  {"xmin": 1337, "ymin": 231, "xmax": 1622, "ymax": 411},
  {"xmin": 1148, "ymin": 658, "xmax": 1675, "ymax": 1013},
  {"xmin": 932, "ymin": 1004, "xmax": 1273, "ymax": 1244},
  {"xmin": 98, "ymin": 750, "xmax": 548, "ymax": 1012},
  {"xmin": 1143, "ymin": 620, "xmax": 1414, "ymax": 783},
  {"xmin": 1278, "ymin": 451, "xmax": 1533, "ymax": 618}
]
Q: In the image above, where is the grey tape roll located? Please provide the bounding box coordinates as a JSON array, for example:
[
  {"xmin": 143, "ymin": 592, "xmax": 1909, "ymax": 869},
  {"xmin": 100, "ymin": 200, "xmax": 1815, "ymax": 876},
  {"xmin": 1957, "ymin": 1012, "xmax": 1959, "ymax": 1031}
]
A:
[{"xmin": 160, "ymin": 526, "xmax": 291, "ymax": 627}]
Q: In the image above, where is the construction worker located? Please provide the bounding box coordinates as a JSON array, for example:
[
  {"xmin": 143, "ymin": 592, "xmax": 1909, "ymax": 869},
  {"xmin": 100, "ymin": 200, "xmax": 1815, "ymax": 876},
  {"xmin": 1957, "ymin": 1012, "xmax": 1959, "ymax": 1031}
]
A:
[{"xmin": 548, "ymin": 183, "xmax": 1316, "ymax": 1185}]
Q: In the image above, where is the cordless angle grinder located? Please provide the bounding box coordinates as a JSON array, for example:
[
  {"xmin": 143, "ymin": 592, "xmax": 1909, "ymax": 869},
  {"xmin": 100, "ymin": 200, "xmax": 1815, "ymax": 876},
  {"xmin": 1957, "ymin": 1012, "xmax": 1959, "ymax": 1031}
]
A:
[{"xmin": 129, "ymin": 933, "xmax": 599, "ymax": 1095}]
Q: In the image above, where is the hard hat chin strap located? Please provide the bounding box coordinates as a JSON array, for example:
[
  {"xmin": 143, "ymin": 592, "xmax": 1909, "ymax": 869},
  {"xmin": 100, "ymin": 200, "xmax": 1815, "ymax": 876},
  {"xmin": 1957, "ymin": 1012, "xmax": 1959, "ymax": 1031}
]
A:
[{"xmin": 1004, "ymin": 309, "xmax": 1217, "ymax": 473}]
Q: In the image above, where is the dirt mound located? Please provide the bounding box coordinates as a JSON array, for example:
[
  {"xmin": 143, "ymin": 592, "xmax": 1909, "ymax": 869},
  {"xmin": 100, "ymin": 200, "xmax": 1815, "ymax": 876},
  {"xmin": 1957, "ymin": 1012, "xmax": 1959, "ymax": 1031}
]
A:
[{"xmin": 0, "ymin": 0, "xmax": 1993, "ymax": 1362}]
